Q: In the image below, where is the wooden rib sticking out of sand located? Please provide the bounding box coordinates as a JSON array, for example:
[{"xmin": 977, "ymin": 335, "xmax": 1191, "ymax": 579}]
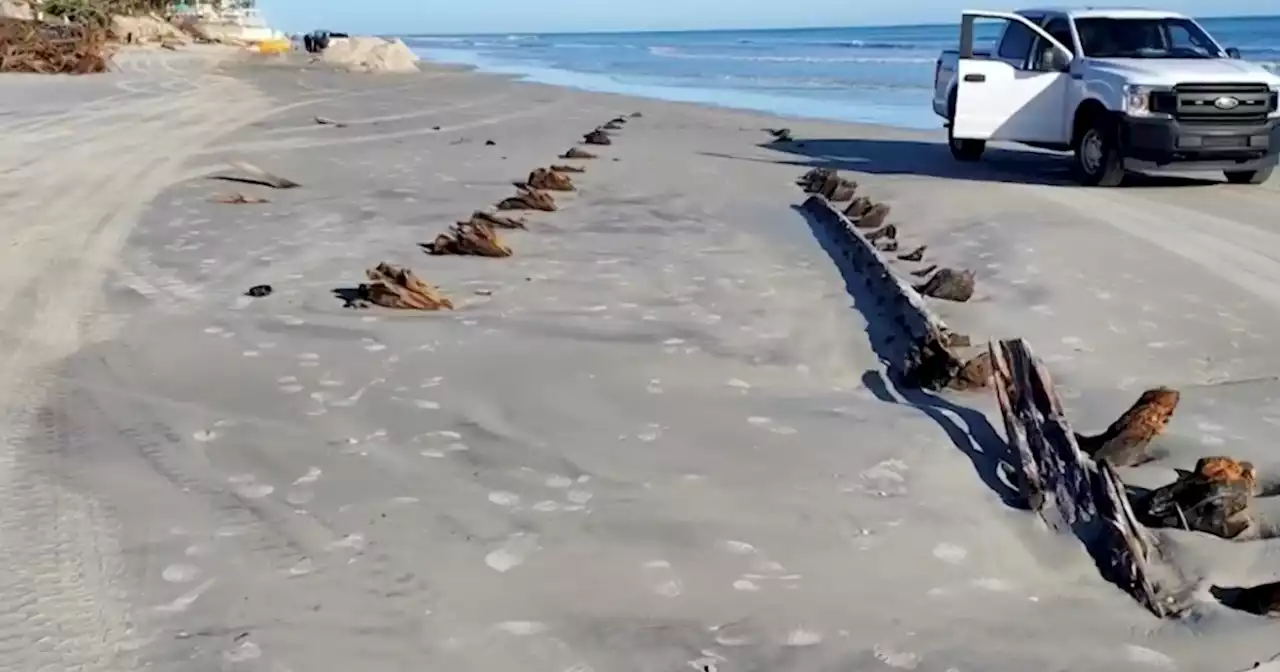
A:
[
  {"xmin": 425, "ymin": 221, "xmax": 512, "ymax": 257},
  {"xmin": 988, "ymin": 338, "xmax": 1181, "ymax": 617},
  {"xmin": 212, "ymin": 192, "xmax": 269, "ymax": 204},
  {"xmin": 797, "ymin": 167, "xmax": 856, "ymax": 201},
  {"xmin": 560, "ymin": 148, "xmax": 597, "ymax": 160},
  {"xmin": 1076, "ymin": 388, "xmax": 1180, "ymax": 467},
  {"xmin": 497, "ymin": 187, "xmax": 556, "ymax": 212},
  {"xmin": 522, "ymin": 167, "xmax": 575, "ymax": 192},
  {"xmin": 214, "ymin": 161, "xmax": 301, "ymax": 189},
  {"xmin": 359, "ymin": 263, "xmax": 452, "ymax": 310},
  {"xmin": 462, "ymin": 211, "xmax": 526, "ymax": 230},
  {"xmin": 1135, "ymin": 455, "xmax": 1256, "ymax": 539},
  {"xmin": 582, "ymin": 129, "xmax": 612, "ymax": 146}
]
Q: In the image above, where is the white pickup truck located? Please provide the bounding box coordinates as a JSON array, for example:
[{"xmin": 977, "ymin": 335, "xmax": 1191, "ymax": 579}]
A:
[{"xmin": 932, "ymin": 8, "xmax": 1280, "ymax": 186}]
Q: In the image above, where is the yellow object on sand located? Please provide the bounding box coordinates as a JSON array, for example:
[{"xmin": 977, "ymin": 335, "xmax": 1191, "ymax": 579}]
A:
[{"xmin": 255, "ymin": 38, "xmax": 291, "ymax": 55}]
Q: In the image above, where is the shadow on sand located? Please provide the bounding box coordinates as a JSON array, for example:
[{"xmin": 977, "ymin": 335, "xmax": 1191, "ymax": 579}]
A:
[
  {"xmin": 704, "ymin": 136, "xmax": 1222, "ymax": 188},
  {"xmin": 791, "ymin": 203, "xmax": 1025, "ymax": 509},
  {"xmin": 331, "ymin": 286, "xmax": 366, "ymax": 308}
]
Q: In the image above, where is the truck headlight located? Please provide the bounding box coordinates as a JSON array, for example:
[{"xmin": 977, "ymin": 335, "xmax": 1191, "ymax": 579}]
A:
[{"xmin": 1123, "ymin": 85, "xmax": 1157, "ymax": 116}]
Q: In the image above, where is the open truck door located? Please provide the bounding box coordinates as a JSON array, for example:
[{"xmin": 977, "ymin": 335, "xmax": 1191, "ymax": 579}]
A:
[{"xmin": 952, "ymin": 11, "xmax": 1073, "ymax": 145}]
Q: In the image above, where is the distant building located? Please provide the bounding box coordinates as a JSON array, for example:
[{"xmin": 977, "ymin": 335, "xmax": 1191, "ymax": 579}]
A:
[{"xmin": 172, "ymin": 0, "xmax": 283, "ymax": 43}]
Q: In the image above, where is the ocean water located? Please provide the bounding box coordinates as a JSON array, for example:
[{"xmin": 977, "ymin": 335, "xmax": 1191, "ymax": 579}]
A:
[{"xmin": 404, "ymin": 16, "xmax": 1280, "ymax": 130}]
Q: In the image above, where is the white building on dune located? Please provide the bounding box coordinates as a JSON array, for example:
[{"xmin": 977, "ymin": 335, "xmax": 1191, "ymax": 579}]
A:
[{"xmin": 172, "ymin": 0, "xmax": 286, "ymax": 43}]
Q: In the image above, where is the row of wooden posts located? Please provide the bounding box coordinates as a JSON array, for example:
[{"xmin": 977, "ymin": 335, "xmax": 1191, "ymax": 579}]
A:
[{"xmin": 343, "ymin": 115, "xmax": 637, "ymax": 309}]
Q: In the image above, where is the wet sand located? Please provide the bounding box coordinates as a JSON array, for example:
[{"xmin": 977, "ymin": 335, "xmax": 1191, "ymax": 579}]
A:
[{"xmin": 1, "ymin": 47, "xmax": 1279, "ymax": 671}]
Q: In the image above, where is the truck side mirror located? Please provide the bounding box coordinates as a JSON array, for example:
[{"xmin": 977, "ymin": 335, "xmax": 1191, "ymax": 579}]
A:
[
  {"xmin": 1049, "ymin": 48, "xmax": 1072, "ymax": 72},
  {"xmin": 1226, "ymin": 47, "xmax": 1242, "ymax": 59}
]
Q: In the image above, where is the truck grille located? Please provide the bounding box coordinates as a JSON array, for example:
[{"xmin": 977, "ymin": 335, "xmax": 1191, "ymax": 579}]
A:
[{"xmin": 1150, "ymin": 83, "xmax": 1276, "ymax": 123}]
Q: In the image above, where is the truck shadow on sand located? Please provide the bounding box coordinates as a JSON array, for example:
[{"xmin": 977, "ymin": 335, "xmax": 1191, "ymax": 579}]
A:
[
  {"xmin": 791, "ymin": 203, "xmax": 1027, "ymax": 510},
  {"xmin": 743, "ymin": 137, "xmax": 1221, "ymax": 188}
]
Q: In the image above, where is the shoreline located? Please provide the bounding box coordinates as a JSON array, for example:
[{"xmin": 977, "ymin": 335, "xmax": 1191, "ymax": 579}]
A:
[
  {"xmin": 1, "ymin": 48, "xmax": 1280, "ymax": 670},
  {"xmin": 408, "ymin": 50, "xmax": 942, "ymax": 131}
]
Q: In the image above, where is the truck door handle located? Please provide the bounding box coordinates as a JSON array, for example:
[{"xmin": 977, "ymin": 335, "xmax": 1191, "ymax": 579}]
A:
[
  {"xmin": 963, "ymin": 74, "xmax": 986, "ymax": 83},
  {"xmin": 1070, "ymin": 73, "xmax": 1082, "ymax": 80}
]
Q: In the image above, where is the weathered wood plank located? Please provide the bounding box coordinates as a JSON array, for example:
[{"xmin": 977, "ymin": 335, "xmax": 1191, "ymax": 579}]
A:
[
  {"xmin": 988, "ymin": 340, "xmax": 1044, "ymax": 510},
  {"xmin": 990, "ymin": 338, "xmax": 1179, "ymax": 617},
  {"xmin": 802, "ymin": 194, "xmax": 964, "ymax": 390}
]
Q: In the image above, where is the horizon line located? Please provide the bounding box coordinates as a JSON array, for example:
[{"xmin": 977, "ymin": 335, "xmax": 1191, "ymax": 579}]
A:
[{"xmin": 401, "ymin": 12, "xmax": 1278, "ymax": 37}]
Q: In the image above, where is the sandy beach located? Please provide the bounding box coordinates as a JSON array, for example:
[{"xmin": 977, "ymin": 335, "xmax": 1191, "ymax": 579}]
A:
[{"xmin": 2, "ymin": 45, "xmax": 1280, "ymax": 671}]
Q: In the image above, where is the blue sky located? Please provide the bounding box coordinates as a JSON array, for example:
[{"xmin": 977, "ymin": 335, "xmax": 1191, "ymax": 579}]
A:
[{"xmin": 264, "ymin": 0, "xmax": 1275, "ymax": 34}]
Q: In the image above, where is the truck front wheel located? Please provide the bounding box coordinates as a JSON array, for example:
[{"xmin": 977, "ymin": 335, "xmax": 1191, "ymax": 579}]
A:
[
  {"xmin": 1072, "ymin": 118, "xmax": 1126, "ymax": 187},
  {"xmin": 948, "ymin": 129, "xmax": 985, "ymax": 162},
  {"xmin": 1224, "ymin": 167, "xmax": 1274, "ymax": 185}
]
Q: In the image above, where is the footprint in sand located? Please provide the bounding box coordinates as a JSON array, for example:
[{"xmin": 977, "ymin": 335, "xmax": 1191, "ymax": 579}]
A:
[
  {"xmin": 720, "ymin": 540, "xmax": 757, "ymax": 555},
  {"xmin": 223, "ymin": 641, "xmax": 262, "ymax": 663},
  {"xmin": 229, "ymin": 474, "xmax": 274, "ymax": 499},
  {"xmin": 488, "ymin": 491, "xmax": 521, "ymax": 507},
  {"xmin": 293, "ymin": 467, "xmax": 322, "ymax": 485},
  {"xmin": 1124, "ymin": 645, "xmax": 1175, "ymax": 668},
  {"xmin": 494, "ymin": 621, "xmax": 549, "ymax": 636},
  {"xmin": 857, "ymin": 459, "xmax": 909, "ymax": 497},
  {"xmin": 641, "ymin": 559, "xmax": 683, "ymax": 598},
  {"xmin": 932, "ymin": 543, "xmax": 968, "ymax": 565},
  {"xmin": 162, "ymin": 563, "xmax": 201, "ymax": 584},
  {"xmin": 785, "ymin": 629, "xmax": 822, "ymax": 647},
  {"xmin": 545, "ymin": 475, "xmax": 574, "ymax": 489},
  {"xmin": 873, "ymin": 645, "xmax": 921, "ymax": 669},
  {"xmin": 485, "ymin": 533, "xmax": 538, "ymax": 573},
  {"xmin": 278, "ymin": 376, "xmax": 304, "ymax": 394},
  {"xmin": 746, "ymin": 416, "xmax": 797, "ymax": 435},
  {"xmin": 970, "ymin": 577, "xmax": 1012, "ymax": 592},
  {"xmin": 288, "ymin": 558, "xmax": 314, "ymax": 577},
  {"xmin": 636, "ymin": 423, "xmax": 663, "ymax": 442},
  {"xmin": 329, "ymin": 533, "xmax": 366, "ymax": 553}
]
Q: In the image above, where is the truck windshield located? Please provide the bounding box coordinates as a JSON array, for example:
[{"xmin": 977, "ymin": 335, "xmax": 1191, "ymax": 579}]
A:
[{"xmin": 1074, "ymin": 17, "xmax": 1224, "ymax": 59}]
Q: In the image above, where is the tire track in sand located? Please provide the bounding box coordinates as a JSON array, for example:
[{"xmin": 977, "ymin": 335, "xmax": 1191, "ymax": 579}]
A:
[
  {"xmin": 0, "ymin": 59, "xmax": 271, "ymax": 671},
  {"xmin": 1025, "ymin": 183, "xmax": 1280, "ymax": 308}
]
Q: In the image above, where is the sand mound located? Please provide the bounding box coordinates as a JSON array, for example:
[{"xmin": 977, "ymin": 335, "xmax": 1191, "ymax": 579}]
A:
[
  {"xmin": 111, "ymin": 14, "xmax": 190, "ymax": 44},
  {"xmin": 320, "ymin": 37, "xmax": 419, "ymax": 74}
]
